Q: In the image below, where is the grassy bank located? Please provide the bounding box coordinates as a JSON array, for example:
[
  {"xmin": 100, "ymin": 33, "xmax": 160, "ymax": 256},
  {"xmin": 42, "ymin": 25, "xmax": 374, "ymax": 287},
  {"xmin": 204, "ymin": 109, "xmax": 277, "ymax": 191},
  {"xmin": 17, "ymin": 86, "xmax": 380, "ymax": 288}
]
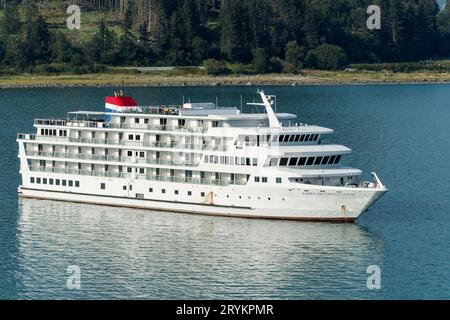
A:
[{"xmin": 1, "ymin": 69, "xmax": 450, "ymax": 88}]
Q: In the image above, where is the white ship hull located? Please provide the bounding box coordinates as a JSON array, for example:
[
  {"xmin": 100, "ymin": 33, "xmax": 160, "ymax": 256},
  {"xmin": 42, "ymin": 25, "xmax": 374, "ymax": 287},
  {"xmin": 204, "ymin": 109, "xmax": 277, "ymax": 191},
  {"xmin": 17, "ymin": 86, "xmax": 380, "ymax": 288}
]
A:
[{"xmin": 17, "ymin": 174, "xmax": 387, "ymax": 222}]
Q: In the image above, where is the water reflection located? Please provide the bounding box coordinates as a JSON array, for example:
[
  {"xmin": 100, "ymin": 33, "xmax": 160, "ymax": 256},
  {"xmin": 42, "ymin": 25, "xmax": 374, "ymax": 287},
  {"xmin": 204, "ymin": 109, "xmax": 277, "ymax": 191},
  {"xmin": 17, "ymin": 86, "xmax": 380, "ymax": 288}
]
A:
[{"xmin": 16, "ymin": 198, "xmax": 384, "ymax": 299}]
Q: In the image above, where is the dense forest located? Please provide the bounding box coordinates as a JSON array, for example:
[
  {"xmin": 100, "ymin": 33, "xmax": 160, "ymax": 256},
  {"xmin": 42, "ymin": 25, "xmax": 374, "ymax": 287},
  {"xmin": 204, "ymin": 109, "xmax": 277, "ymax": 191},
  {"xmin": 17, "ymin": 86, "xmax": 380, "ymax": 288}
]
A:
[{"xmin": 1, "ymin": 0, "xmax": 450, "ymax": 74}]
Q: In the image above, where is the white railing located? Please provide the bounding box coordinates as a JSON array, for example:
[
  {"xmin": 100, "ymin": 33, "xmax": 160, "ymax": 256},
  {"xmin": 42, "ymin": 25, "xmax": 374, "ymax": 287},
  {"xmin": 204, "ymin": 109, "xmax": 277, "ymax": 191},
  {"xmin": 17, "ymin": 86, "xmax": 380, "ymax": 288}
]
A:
[
  {"xmin": 28, "ymin": 166, "xmax": 248, "ymax": 186},
  {"xmin": 26, "ymin": 151, "xmax": 199, "ymax": 167},
  {"xmin": 18, "ymin": 133, "xmax": 226, "ymax": 151}
]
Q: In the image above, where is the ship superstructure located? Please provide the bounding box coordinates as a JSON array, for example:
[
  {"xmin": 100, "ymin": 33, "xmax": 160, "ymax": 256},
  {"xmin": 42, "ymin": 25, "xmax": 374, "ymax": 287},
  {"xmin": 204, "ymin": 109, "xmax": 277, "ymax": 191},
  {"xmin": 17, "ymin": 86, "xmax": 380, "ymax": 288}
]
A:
[{"xmin": 17, "ymin": 90, "xmax": 387, "ymax": 222}]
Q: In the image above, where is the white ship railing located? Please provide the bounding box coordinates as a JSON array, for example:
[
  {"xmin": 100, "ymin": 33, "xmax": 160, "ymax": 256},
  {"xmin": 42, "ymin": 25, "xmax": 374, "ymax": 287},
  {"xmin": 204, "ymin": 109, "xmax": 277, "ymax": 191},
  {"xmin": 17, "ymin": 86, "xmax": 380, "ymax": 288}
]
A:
[
  {"xmin": 28, "ymin": 166, "xmax": 247, "ymax": 186},
  {"xmin": 34, "ymin": 119, "xmax": 208, "ymax": 133},
  {"xmin": 25, "ymin": 151, "xmax": 200, "ymax": 167},
  {"xmin": 18, "ymin": 134, "xmax": 226, "ymax": 151}
]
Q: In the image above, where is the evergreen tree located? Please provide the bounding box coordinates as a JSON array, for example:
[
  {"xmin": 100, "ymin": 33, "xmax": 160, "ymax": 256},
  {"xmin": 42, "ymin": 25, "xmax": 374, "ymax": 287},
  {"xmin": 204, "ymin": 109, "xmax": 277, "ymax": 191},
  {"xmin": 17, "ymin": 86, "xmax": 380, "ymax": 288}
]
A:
[
  {"xmin": 220, "ymin": 0, "xmax": 252, "ymax": 62},
  {"xmin": 0, "ymin": 4, "xmax": 20, "ymax": 40}
]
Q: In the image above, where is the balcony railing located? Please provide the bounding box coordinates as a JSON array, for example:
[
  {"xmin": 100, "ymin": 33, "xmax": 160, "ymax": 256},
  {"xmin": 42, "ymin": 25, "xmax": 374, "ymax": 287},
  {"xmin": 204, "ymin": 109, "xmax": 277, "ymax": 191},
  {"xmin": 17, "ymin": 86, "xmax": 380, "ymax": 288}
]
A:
[
  {"xmin": 18, "ymin": 133, "xmax": 226, "ymax": 151},
  {"xmin": 28, "ymin": 166, "xmax": 248, "ymax": 186},
  {"xmin": 33, "ymin": 118, "xmax": 208, "ymax": 133},
  {"xmin": 26, "ymin": 151, "xmax": 199, "ymax": 167}
]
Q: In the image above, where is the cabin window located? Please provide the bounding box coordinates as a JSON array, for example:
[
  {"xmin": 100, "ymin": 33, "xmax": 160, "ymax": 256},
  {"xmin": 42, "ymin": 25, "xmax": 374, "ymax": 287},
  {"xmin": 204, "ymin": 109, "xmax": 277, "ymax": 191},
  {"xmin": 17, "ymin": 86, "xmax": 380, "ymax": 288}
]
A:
[
  {"xmin": 135, "ymin": 118, "xmax": 139, "ymax": 124},
  {"xmin": 276, "ymin": 178, "xmax": 282, "ymax": 184},
  {"xmin": 262, "ymin": 177, "xmax": 268, "ymax": 183},
  {"xmin": 149, "ymin": 188, "xmax": 153, "ymax": 192},
  {"xmin": 162, "ymin": 189, "xmax": 166, "ymax": 194},
  {"xmin": 280, "ymin": 158, "xmax": 289, "ymax": 166},
  {"xmin": 306, "ymin": 157, "xmax": 315, "ymax": 166},
  {"xmin": 175, "ymin": 190, "xmax": 179, "ymax": 195},
  {"xmin": 75, "ymin": 181, "xmax": 80, "ymax": 188},
  {"xmin": 69, "ymin": 180, "xmax": 73, "ymax": 187},
  {"xmin": 201, "ymin": 192, "xmax": 205, "ymax": 197},
  {"xmin": 272, "ymin": 135, "xmax": 279, "ymax": 142},
  {"xmin": 139, "ymin": 168, "xmax": 145, "ymax": 174},
  {"xmin": 127, "ymin": 167, "xmax": 132, "ymax": 173},
  {"xmin": 123, "ymin": 185, "xmax": 127, "ymax": 191},
  {"xmin": 255, "ymin": 176, "xmax": 260, "ymax": 183},
  {"xmin": 43, "ymin": 178, "xmax": 47, "ymax": 185},
  {"xmin": 135, "ymin": 135, "xmax": 141, "ymax": 141},
  {"xmin": 56, "ymin": 179, "xmax": 60, "ymax": 186},
  {"xmin": 62, "ymin": 180, "xmax": 66, "ymax": 186},
  {"xmin": 298, "ymin": 157, "xmax": 307, "ymax": 166},
  {"xmin": 100, "ymin": 183, "xmax": 105, "ymax": 190},
  {"xmin": 140, "ymin": 152, "xmax": 145, "ymax": 158},
  {"xmin": 37, "ymin": 178, "xmax": 41, "ymax": 184},
  {"xmin": 289, "ymin": 158, "xmax": 298, "ymax": 166},
  {"xmin": 252, "ymin": 158, "xmax": 258, "ymax": 166},
  {"xmin": 49, "ymin": 179, "xmax": 54, "ymax": 185},
  {"xmin": 128, "ymin": 134, "xmax": 133, "ymax": 140},
  {"xmin": 187, "ymin": 191, "xmax": 192, "ymax": 196}
]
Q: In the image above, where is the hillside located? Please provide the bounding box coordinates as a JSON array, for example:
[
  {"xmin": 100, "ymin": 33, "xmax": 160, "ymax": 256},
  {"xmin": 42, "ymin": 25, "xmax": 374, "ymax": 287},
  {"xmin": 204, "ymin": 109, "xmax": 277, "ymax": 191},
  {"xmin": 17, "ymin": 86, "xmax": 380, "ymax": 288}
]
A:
[{"xmin": 1, "ymin": 0, "xmax": 450, "ymax": 78}]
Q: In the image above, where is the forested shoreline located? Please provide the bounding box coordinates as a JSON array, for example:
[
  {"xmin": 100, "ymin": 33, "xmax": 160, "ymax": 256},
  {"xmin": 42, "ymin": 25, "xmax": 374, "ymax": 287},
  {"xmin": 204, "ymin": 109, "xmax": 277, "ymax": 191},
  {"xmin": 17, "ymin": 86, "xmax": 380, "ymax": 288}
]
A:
[{"xmin": 1, "ymin": 0, "xmax": 450, "ymax": 76}]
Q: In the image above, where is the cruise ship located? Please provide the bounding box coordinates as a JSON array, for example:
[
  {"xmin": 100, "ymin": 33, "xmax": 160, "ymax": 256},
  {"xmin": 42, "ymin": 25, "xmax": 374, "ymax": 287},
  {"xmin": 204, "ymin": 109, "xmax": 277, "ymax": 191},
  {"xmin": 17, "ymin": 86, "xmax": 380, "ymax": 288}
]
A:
[{"xmin": 17, "ymin": 90, "xmax": 387, "ymax": 222}]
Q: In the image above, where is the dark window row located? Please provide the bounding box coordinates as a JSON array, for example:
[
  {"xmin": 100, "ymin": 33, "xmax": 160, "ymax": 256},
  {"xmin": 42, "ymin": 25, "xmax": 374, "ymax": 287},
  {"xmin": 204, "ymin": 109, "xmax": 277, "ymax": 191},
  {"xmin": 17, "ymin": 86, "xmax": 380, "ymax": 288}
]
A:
[
  {"xmin": 30, "ymin": 177, "xmax": 79, "ymax": 187},
  {"xmin": 273, "ymin": 133, "xmax": 320, "ymax": 143},
  {"xmin": 40, "ymin": 129, "xmax": 67, "ymax": 137},
  {"xmin": 276, "ymin": 155, "xmax": 342, "ymax": 167}
]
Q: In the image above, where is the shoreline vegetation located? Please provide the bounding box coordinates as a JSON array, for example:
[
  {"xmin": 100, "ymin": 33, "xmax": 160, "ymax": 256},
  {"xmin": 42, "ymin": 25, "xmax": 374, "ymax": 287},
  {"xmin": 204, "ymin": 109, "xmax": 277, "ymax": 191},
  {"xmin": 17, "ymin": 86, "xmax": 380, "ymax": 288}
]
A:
[
  {"xmin": 2, "ymin": 70, "xmax": 450, "ymax": 88},
  {"xmin": 3, "ymin": 1, "xmax": 450, "ymax": 89}
]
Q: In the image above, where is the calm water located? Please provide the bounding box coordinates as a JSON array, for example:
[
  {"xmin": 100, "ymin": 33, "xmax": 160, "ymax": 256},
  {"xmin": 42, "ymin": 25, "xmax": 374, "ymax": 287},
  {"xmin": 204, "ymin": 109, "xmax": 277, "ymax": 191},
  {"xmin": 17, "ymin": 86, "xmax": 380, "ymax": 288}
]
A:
[{"xmin": 0, "ymin": 85, "xmax": 449, "ymax": 299}]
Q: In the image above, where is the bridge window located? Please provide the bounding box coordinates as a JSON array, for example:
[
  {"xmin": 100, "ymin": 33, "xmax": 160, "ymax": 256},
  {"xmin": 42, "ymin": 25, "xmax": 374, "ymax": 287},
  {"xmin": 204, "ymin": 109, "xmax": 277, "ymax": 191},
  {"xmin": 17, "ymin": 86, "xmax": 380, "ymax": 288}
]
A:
[
  {"xmin": 280, "ymin": 158, "xmax": 289, "ymax": 166},
  {"xmin": 329, "ymin": 155, "xmax": 336, "ymax": 164},
  {"xmin": 322, "ymin": 156, "xmax": 330, "ymax": 165},
  {"xmin": 300, "ymin": 135, "xmax": 305, "ymax": 142},
  {"xmin": 289, "ymin": 158, "xmax": 298, "ymax": 166},
  {"xmin": 335, "ymin": 155, "xmax": 342, "ymax": 164},
  {"xmin": 306, "ymin": 157, "xmax": 315, "ymax": 166},
  {"xmin": 289, "ymin": 135, "xmax": 295, "ymax": 142},
  {"xmin": 278, "ymin": 135, "xmax": 284, "ymax": 142},
  {"xmin": 298, "ymin": 157, "xmax": 307, "ymax": 166},
  {"xmin": 314, "ymin": 157, "xmax": 323, "ymax": 165},
  {"xmin": 294, "ymin": 135, "xmax": 301, "ymax": 142},
  {"xmin": 283, "ymin": 135, "xmax": 290, "ymax": 142}
]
